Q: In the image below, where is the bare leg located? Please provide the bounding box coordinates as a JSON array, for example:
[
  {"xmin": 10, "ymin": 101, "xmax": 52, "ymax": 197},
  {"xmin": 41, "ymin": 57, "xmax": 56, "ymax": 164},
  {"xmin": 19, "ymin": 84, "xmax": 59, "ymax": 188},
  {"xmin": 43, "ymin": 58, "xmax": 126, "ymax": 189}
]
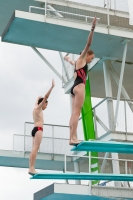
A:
[
  {"xmin": 29, "ymin": 130, "xmax": 43, "ymax": 174},
  {"xmin": 69, "ymin": 95, "xmax": 75, "ymax": 141},
  {"xmin": 29, "ymin": 137, "xmax": 35, "ymax": 171},
  {"xmin": 69, "ymin": 84, "xmax": 85, "ymax": 145}
]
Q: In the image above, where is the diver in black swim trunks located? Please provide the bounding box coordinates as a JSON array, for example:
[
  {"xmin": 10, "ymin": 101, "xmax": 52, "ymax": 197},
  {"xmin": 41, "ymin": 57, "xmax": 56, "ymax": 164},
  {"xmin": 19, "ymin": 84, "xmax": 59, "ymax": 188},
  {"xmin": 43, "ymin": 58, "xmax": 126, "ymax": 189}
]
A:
[
  {"xmin": 28, "ymin": 79, "xmax": 55, "ymax": 175},
  {"xmin": 64, "ymin": 17, "xmax": 97, "ymax": 146}
]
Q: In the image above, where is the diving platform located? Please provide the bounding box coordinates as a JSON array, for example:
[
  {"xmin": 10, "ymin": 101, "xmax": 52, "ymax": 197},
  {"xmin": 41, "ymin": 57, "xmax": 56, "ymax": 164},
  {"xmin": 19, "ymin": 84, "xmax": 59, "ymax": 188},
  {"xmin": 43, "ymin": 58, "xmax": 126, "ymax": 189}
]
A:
[
  {"xmin": 33, "ymin": 183, "xmax": 133, "ymax": 200},
  {"xmin": 0, "ymin": 150, "xmax": 75, "ymax": 171},
  {"xmin": 71, "ymin": 141, "xmax": 133, "ymax": 154},
  {"xmin": 31, "ymin": 172, "xmax": 133, "ymax": 182},
  {"xmin": 1, "ymin": 9, "xmax": 133, "ymax": 55}
]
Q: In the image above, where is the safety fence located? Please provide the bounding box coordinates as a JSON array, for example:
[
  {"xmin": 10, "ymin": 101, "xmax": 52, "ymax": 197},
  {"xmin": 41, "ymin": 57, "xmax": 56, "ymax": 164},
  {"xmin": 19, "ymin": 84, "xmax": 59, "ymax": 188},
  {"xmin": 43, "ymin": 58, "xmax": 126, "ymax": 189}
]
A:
[
  {"xmin": 13, "ymin": 121, "xmax": 84, "ymax": 154},
  {"xmin": 64, "ymin": 153, "xmax": 133, "ymax": 187},
  {"xmin": 93, "ymin": 97, "xmax": 133, "ymax": 139},
  {"xmin": 29, "ymin": 0, "xmax": 132, "ymax": 30}
]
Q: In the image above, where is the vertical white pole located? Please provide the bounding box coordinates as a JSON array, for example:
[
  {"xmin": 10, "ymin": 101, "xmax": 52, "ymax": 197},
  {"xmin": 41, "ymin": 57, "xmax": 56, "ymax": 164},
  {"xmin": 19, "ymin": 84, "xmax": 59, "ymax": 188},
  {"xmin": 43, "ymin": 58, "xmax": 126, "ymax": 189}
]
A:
[
  {"xmin": 24, "ymin": 122, "xmax": 26, "ymax": 153},
  {"xmin": 114, "ymin": 42, "xmax": 128, "ymax": 126},
  {"xmin": 64, "ymin": 154, "xmax": 66, "ymax": 173},
  {"xmin": 88, "ymin": 151, "xmax": 92, "ymax": 194},
  {"xmin": 73, "ymin": 160, "xmax": 81, "ymax": 185},
  {"xmin": 103, "ymin": 60, "xmax": 115, "ymax": 131},
  {"xmin": 51, "ymin": 125, "xmax": 54, "ymax": 160},
  {"xmin": 107, "ymin": 0, "xmax": 110, "ymax": 33},
  {"xmin": 114, "ymin": 0, "xmax": 116, "ymax": 14},
  {"xmin": 45, "ymin": 0, "xmax": 47, "ymax": 21},
  {"xmin": 103, "ymin": 60, "xmax": 121, "ymax": 187}
]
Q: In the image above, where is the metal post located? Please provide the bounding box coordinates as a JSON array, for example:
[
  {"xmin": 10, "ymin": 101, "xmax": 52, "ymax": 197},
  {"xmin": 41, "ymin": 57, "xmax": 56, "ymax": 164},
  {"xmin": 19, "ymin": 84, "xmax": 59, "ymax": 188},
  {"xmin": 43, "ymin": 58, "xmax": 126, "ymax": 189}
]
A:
[
  {"xmin": 85, "ymin": 16, "xmax": 87, "ymax": 22},
  {"xmin": 51, "ymin": 125, "xmax": 54, "ymax": 160},
  {"xmin": 103, "ymin": 60, "xmax": 121, "ymax": 187},
  {"xmin": 24, "ymin": 122, "xmax": 26, "ymax": 153},
  {"xmin": 45, "ymin": 0, "xmax": 47, "ymax": 21},
  {"xmin": 114, "ymin": 0, "xmax": 116, "ymax": 13},
  {"xmin": 103, "ymin": 60, "xmax": 115, "ymax": 131},
  {"xmin": 73, "ymin": 159, "xmax": 81, "ymax": 185},
  {"xmin": 124, "ymin": 100, "xmax": 127, "ymax": 140},
  {"xmin": 64, "ymin": 154, "xmax": 66, "ymax": 173},
  {"xmin": 125, "ymin": 160, "xmax": 128, "ymax": 174},
  {"xmin": 114, "ymin": 42, "xmax": 128, "ymax": 126},
  {"xmin": 107, "ymin": 0, "xmax": 110, "ymax": 33},
  {"xmin": 123, "ymin": 160, "xmax": 128, "ymax": 187},
  {"xmin": 93, "ymin": 109, "xmax": 98, "ymax": 139},
  {"xmin": 13, "ymin": 134, "xmax": 15, "ymax": 151},
  {"xmin": 89, "ymin": 151, "xmax": 92, "ymax": 194},
  {"xmin": 31, "ymin": 47, "xmax": 66, "ymax": 84}
]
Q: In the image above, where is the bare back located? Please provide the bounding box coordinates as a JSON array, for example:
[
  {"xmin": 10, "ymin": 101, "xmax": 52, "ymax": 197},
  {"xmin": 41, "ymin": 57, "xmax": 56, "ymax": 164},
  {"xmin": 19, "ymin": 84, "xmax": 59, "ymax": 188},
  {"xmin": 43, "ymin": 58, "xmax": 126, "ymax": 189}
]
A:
[{"xmin": 33, "ymin": 106, "xmax": 44, "ymax": 127}]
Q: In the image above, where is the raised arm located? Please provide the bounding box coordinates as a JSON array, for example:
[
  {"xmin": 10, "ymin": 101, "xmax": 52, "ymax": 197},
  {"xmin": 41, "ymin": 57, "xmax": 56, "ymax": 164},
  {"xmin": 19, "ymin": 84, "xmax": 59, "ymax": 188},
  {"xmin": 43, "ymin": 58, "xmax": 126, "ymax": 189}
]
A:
[
  {"xmin": 38, "ymin": 79, "xmax": 55, "ymax": 108},
  {"xmin": 64, "ymin": 53, "xmax": 75, "ymax": 66},
  {"xmin": 80, "ymin": 17, "xmax": 97, "ymax": 58}
]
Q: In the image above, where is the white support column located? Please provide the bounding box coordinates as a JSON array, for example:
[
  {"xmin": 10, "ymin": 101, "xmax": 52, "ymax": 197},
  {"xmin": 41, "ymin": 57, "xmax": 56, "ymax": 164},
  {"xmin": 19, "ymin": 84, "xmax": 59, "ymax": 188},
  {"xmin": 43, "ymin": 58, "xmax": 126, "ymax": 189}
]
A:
[
  {"xmin": 109, "ymin": 62, "xmax": 133, "ymax": 112},
  {"xmin": 103, "ymin": 60, "xmax": 115, "ymax": 131},
  {"xmin": 31, "ymin": 47, "xmax": 66, "ymax": 84},
  {"xmin": 114, "ymin": 42, "xmax": 128, "ymax": 126},
  {"xmin": 45, "ymin": 0, "xmax": 47, "ymax": 21},
  {"xmin": 103, "ymin": 60, "xmax": 121, "ymax": 187},
  {"xmin": 73, "ymin": 159, "xmax": 81, "ymax": 185},
  {"xmin": 107, "ymin": 0, "xmax": 110, "ymax": 33}
]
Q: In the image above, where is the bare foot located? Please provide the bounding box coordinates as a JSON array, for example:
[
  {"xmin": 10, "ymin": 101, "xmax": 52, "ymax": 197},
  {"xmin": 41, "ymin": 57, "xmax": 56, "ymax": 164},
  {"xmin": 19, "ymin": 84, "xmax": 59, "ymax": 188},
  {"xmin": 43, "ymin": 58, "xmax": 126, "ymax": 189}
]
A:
[
  {"xmin": 69, "ymin": 139, "xmax": 80, "ymax": 146},
  {"xmin": 28, "ymin": 169, "xmax": 38, "ymax": 175}
]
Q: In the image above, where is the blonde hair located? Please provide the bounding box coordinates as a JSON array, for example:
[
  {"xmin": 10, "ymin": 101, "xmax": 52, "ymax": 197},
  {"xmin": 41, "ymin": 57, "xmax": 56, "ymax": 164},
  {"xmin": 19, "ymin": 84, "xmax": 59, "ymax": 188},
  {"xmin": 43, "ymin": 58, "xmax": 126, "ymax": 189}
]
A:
[
  {"xmin": 80, "ymin": 49, "xmax": 94, "ymax": 55},
  {"xmin": 87, "ymin": 49, "xmax": 94, "ymax": 55}
]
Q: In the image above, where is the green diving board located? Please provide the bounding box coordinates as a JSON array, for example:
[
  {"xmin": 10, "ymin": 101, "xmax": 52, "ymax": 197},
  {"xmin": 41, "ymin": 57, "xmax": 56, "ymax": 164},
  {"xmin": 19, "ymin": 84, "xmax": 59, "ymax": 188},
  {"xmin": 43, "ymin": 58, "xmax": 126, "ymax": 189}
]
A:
[
  {"xmin": 30, "ymin": 172, "xmax": 133, "ymax": 181},
  {"xmin": 71, "ymin": 141, "xmax": 133, "ymax": 154}
]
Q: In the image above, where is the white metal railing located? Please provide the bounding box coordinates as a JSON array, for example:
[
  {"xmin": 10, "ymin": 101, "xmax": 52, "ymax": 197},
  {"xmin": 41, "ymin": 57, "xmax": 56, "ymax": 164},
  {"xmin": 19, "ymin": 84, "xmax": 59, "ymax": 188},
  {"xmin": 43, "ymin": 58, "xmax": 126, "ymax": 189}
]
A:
[
  {"xmin": 28, "ymin": 1, "xmax": 132, "ymax": 35},
  {"xmin": 64, "ymin": 153, "xmax": 133, "ymax": 191},
  {"xmin": 92, "ymin": 97, "xmax": 133, "ymax": 139},
  {"xmin": 32, "ymin": 0, "xmax": 129, "ymax": 13},
  {"xmin": 13, "ymin": 122, "xmax": 84, "ymax": 154},
  {"xmin": 29, "ymin": 6, "xmax": 100, "ymax": 22}
]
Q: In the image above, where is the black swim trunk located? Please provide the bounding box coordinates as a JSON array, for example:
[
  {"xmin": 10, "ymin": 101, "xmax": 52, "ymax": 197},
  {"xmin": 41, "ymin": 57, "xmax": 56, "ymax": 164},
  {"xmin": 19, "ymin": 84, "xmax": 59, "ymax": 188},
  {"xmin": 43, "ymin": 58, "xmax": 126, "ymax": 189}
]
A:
[{"xmin": 31, "ymin": 127, "xmax": 43, "ymax": 137}]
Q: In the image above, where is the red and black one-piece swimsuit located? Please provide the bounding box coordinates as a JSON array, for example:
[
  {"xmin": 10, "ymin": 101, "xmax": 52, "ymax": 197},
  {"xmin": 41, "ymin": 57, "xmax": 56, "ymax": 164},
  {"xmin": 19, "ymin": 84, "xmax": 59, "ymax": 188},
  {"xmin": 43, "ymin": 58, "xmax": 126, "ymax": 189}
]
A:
[{"xmin": 71, "ymin": 62, "xmax": 88, "ymax": 95}]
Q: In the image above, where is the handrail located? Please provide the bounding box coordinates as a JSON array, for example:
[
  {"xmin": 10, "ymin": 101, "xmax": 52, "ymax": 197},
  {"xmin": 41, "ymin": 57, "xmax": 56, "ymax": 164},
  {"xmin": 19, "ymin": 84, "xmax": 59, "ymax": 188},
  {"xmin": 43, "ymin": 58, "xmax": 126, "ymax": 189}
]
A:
[
  {"xmin": 29, "ymin": 6, "xmax": 100, "ymax": 21},
  {"xmin": 14, "ymin": 134, "xmax": 70, "ymax": 141},
  {"xmin": 25, "ymin": 122, "xmax": 69, "ymax": 128},
  {"xmin": 65, "ymin": 153, "xmax": 133, "ymax": 163},
  {"xmin": 93, "ymin": 97, "xmax": 133, "ymax": 110}
]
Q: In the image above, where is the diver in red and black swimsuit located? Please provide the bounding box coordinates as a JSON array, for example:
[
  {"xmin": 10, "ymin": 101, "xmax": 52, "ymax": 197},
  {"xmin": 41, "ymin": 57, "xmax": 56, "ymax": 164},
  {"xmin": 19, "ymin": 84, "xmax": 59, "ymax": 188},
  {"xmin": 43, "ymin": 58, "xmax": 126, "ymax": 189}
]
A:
[
  {"xmin": 71, "ymin": 63, "xmax": 88, "ymax": 95},
  {"xmin": 64, "ymin": 17, "xmax": 97, "ymax": 146}
]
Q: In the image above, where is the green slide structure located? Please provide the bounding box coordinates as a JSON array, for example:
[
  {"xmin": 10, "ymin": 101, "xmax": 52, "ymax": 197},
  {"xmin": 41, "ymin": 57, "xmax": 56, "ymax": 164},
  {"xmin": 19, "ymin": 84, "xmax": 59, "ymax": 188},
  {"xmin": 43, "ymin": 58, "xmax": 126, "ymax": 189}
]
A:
[{"xmin": 81, "ymin": 74, "xmax": 99, "ymax": 185}]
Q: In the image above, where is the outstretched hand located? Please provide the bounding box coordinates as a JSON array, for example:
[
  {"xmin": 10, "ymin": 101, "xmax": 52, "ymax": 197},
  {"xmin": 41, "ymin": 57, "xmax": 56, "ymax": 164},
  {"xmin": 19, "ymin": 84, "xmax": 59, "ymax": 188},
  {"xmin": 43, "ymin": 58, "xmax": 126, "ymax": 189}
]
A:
[
  {"xmin": 92, "ymin": 17, "xmax": 97, "ymax": 27},
  {"xmin": 64, "ymin": 53, "xmax": 69, "ymax": 60},
  {"xmin": 52, "ymin": 79, "xmax": 55, "ymax": 88}
]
